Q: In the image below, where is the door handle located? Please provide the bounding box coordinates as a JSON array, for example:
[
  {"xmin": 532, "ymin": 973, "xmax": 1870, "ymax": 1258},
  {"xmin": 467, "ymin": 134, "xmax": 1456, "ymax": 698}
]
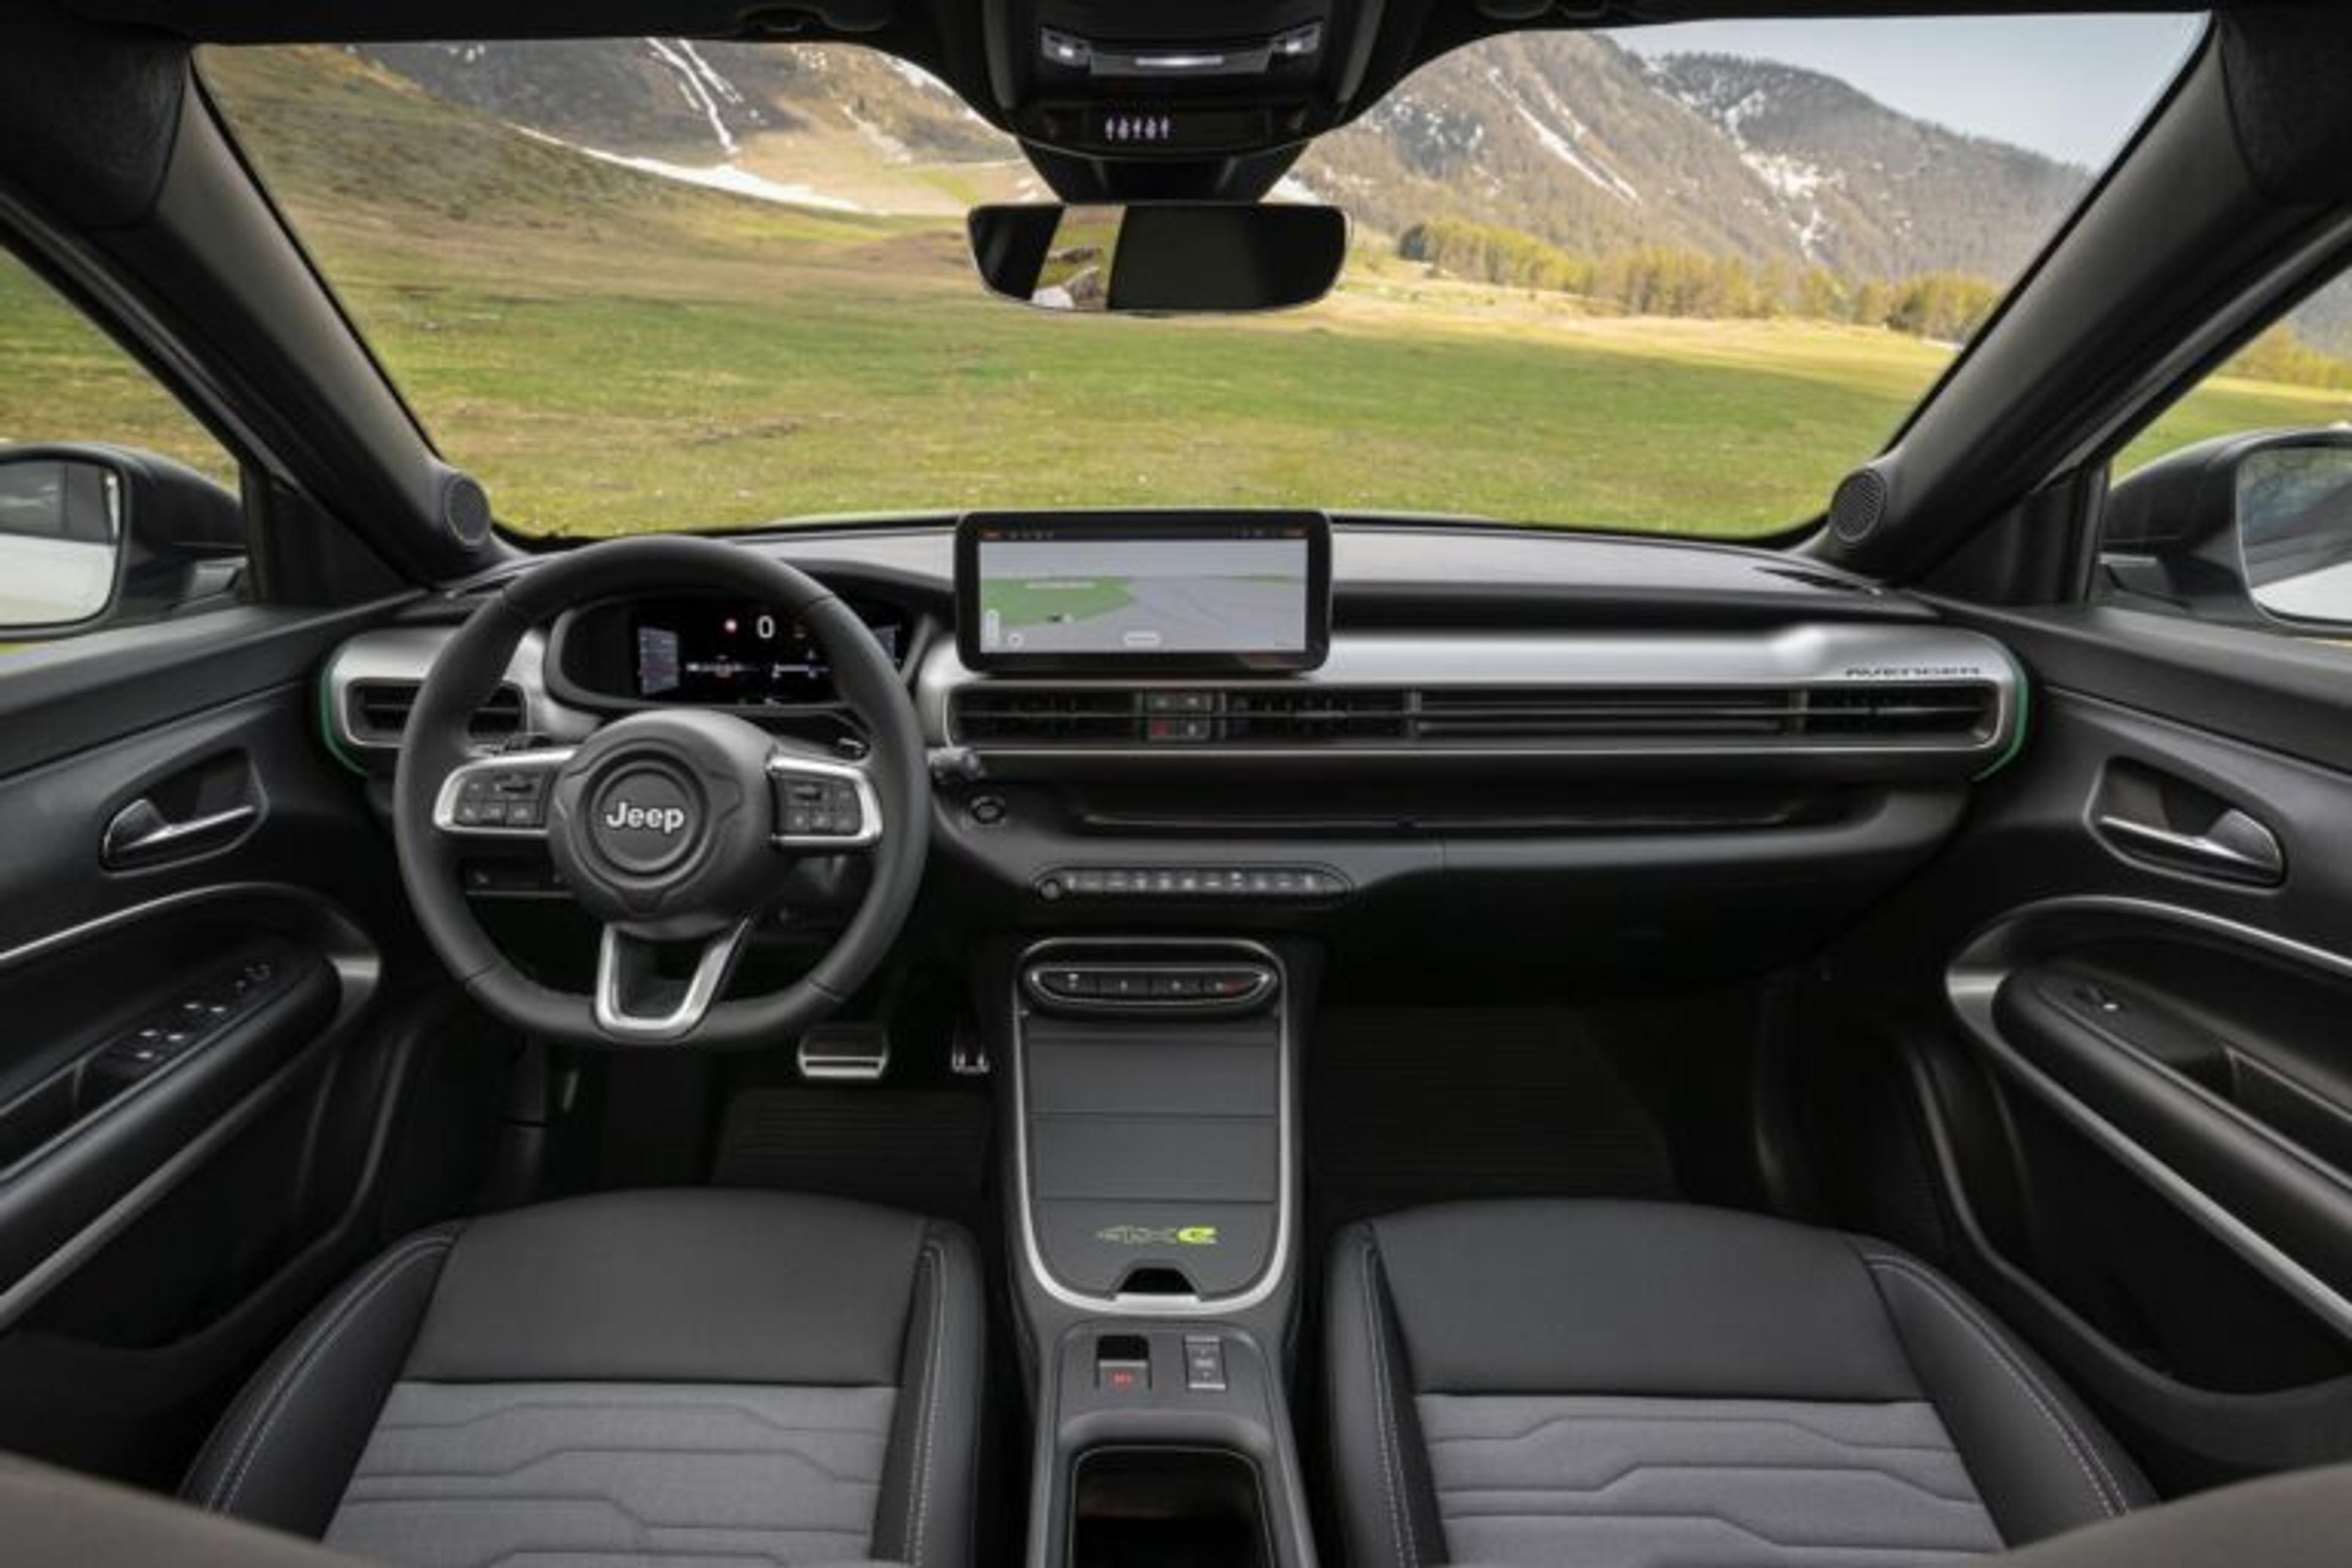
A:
[
  {"xmin": 102, "ymin": 799, "xmax": 260, "ymax": 870},
  {"xmin": 2092, "ymin": 808, "xmax": 2285, "ymax": 886}
]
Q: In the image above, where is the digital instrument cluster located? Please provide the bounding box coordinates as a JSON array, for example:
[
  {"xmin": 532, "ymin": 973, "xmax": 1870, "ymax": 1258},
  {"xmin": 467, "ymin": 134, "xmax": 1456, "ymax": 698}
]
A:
[{"xmin": 625, "ymin": 598, "xmax": 903, "ymax": 706}]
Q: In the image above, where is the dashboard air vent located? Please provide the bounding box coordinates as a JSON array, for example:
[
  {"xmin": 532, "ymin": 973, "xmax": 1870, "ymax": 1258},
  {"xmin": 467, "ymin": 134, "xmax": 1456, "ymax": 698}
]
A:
[
  {"xmin": 1223, "ymin": 689, "xmax": 1411, "ymax": 742},
  {"xmin": 345, "ymin": 680, "xmax": 526, "ymax": 746},
  {"xmin": 1414, "ymin": 688, "xmax": 1794, "ymax": 742},
  {"xmin": 949, "ymin": 680, "xmax": 1999, "ymax": 750},
  {"xmin": 1797, "ymin": 684, "xmax": 1997, "ymax": 738},
  {"xmin": 951, "ymin": 688, "xmax": 1142, "ymax": 744}
]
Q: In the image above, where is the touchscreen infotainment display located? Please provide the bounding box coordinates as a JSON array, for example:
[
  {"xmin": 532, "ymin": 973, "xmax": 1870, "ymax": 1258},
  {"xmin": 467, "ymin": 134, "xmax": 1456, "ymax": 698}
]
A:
[{"xmin": 956, "ymin": 512, "xmax": 1330, "ymax": 673}]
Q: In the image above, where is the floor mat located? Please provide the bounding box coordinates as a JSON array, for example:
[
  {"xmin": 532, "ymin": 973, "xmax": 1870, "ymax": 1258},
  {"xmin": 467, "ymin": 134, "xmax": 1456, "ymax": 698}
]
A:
[
  {"xmin": 1306, "ymin": 1006, "xmax": 1676, "ymax": 1232},
  {"xmin": 710, "ymin": 1088, "xmax": 993, "ymax": 1225}
]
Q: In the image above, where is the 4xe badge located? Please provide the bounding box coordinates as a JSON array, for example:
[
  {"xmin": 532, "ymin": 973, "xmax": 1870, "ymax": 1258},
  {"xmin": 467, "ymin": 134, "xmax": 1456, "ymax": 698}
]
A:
[{"xmin": 1094, "ymin": 1224, "xmax": 1220, "ymax": 1247}]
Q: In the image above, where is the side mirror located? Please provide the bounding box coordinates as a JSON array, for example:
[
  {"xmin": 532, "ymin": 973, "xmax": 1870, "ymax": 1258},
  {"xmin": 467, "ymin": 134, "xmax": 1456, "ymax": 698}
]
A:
[
  {"xmin": 2103, "ymin": 427, "xmax": 2352, "ymax": 628},
  {"xmin": 2237, "ymin": 442, "xmax": 2352, "ymax": 622},
  {"xmin": 0, "ymin": 445, "xmax": 243, "ymax": 639},
  {"xmin": 967, "ymin": 202, "xmax": 1347, "ymax": 315}
]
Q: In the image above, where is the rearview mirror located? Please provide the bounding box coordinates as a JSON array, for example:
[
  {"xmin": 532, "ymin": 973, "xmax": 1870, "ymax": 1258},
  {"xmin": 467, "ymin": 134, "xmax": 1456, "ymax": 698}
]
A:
[
  {"xmin": 0, "ymin": 455, "xmax": 124, "ymax": 633},
  {"xmin": 967, "ymin": 202, "xmax": 1347, "ymax": 315}
]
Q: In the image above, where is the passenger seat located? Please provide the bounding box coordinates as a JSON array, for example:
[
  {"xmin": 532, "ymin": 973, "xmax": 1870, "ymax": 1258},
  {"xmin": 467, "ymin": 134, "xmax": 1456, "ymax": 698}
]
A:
[{"xmin": 1326, "ymin": 1200, "xmax": 2147, "ymax": 1568}]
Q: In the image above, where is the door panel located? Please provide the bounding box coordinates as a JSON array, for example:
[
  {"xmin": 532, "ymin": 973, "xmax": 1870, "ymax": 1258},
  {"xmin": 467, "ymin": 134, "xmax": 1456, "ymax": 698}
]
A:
[
  {"xmin": 1807, "ymin": 635, "xmax": 2352, "ymax": 1490},
  {"xmin": 0, "ymin": 614, "xmax": 504, "ymax": 1485}
]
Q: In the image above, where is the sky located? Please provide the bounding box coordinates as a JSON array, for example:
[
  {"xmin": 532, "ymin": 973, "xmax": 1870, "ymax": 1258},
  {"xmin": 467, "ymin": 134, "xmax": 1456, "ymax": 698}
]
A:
[{"xmin": 1616, "ymin": 14, "xmax": 2207, "ymax": 169}]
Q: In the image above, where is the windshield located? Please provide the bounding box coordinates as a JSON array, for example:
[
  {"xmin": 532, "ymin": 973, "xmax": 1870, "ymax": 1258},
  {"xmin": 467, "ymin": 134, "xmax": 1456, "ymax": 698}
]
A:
[{"xmin": 197, "ymin": 18, "xmax": 2203, "ymax": 539}]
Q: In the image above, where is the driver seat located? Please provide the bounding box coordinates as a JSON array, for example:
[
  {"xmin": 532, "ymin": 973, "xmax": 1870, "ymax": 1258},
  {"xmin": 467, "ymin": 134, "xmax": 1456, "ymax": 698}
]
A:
[{"xmin": 181, "ymin": 1189, "xmax": 984, "ymax": 1568}]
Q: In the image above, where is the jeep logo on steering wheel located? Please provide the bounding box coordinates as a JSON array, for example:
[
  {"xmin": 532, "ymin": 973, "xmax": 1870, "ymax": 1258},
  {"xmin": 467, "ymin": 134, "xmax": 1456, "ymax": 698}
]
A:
[{"xmin": 602, "ymin": 798, "xmax": 690, "ymax": 835}]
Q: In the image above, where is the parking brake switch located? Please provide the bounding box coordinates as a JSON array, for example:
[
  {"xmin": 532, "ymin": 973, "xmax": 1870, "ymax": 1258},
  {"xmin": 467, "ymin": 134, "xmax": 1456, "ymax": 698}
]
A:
[{"xmin": 1095, "ymin": 1333, "xmax": 1150, "ymax": 1393}]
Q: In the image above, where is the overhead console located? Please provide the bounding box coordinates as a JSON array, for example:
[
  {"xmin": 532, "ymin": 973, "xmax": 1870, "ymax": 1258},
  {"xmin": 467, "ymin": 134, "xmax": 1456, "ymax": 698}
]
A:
[{"xmin": 982, "ymin": 0, "xmax": 1384, "ymax": 167}]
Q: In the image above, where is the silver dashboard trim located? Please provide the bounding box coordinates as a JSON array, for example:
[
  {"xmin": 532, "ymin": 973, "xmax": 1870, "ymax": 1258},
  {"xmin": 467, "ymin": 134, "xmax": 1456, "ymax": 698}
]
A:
[
  {"xmin": 919, "ymin": 624, "xmax": 2022, "ymax": 760},
  {"xmin": 323, "ymin": 627, "xmax": 594, "ymax": 756},
  {"xmin": 1008, "ymin": 936, "xmax": 1297, "ymax": 1317}
]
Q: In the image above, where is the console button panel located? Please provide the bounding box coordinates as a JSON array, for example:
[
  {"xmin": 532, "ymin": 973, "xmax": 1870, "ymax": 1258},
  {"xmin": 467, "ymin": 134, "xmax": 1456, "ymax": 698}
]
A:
[
  {"xmin": 1025, "ymin": 961, "xmax": 1275, "ymax": 1013},
  {"xmin": 1034, "ymin": 864, "xmax": 1348, "ymax": 902}
]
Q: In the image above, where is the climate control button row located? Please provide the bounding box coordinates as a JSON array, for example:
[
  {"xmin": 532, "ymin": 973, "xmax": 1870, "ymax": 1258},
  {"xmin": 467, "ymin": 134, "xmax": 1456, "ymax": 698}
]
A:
[
  {"xmin": 1035, "ymin": 864, "xmax": 1348, "ymax": 901},
  {"xmin": 1024, "ymin": 962, "xmax": 1276, "ymax": 1011}
]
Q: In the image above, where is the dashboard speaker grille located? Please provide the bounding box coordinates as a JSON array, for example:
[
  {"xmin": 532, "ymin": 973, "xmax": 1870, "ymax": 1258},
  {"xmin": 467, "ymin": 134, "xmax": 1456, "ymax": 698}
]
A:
[
  {"xmin": 441, "ymin": 472, "xmax": 494, "ymax": 546},
  {"xmin": 1829, "ymin": 466, "xmax": 1889, "ymax": 545}
]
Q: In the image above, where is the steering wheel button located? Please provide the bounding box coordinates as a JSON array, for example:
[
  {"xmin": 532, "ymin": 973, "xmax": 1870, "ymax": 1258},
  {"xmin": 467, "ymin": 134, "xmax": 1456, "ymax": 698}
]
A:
[{"xmin": 785, "ymin": 809, "xmax": 815, "ymax": 834}]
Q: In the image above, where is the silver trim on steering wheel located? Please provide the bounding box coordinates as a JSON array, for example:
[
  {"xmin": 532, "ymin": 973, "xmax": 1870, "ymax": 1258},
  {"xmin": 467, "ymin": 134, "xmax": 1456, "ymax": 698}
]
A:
[{"xmin": 594, "ymin": 920, "xmax": 754, "ymax": 1042}]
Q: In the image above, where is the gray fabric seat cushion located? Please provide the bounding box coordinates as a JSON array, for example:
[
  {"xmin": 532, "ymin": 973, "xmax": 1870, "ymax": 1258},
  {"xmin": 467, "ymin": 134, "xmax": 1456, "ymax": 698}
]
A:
[
  {"xmin": 326, "ymin": 1382, "xmax": 899, "ymax": 1567},
  {"xmin": 184, "ymin": 1189, "xmax": 985, "ymax": 1568},
  {"xmin": 1419, "ymin": 1393, "xmax": 1999, "ymax": 1568},
  {"xmin": 1327, "ymin": 1199, "xmax": 2151, "ymax": 1568}
]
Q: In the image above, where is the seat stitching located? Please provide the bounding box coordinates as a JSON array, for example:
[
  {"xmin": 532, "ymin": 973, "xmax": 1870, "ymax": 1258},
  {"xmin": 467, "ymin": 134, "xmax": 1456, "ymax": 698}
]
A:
[
  {"xmin": 208, "ymin": 1234, "xmax": 450, "ymax": 1510},
  {"xmin": 905, "ymin": 1238, "xmax": 946, "ymax": 1568},
  {"xmin": 212, "ymin": 1235, "xmax": 454, "ymax": 1513},
  {"xmin": 1360, "ymin": 1237, "xmax": 1418, "ymax": 1568},
  {"xmin": 1860, "ymin": 1251, "xmax": 2122, "ymax": 1518}
]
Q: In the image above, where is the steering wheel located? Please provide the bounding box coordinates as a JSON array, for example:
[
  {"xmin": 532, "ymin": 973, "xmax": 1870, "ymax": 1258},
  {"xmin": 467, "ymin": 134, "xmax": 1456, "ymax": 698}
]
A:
[{"xmin": 393, "ymin": 537, "xmax": 929, "ymax": 1049}]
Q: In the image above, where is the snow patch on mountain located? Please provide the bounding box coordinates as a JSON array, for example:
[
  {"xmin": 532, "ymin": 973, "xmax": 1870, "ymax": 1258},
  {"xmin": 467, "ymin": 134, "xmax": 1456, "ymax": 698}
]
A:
[
  {"xmin": 512, "ymin": 126, "xmax": 867, "ymax": 211},
  {"xmin": 643, "ymin": 37, "xmax": 745, "ymax": 156}
]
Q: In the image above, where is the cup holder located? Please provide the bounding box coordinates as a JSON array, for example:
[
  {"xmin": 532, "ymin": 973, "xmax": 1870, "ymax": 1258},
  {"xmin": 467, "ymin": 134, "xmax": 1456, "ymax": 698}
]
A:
[{"xmin": 1068, "ymin": 1447, "xmax": 1272, "ymax": 1568}]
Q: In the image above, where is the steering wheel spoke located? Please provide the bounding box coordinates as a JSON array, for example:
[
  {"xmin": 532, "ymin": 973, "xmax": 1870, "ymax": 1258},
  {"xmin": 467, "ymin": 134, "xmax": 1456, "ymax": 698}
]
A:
[
  {"xmin": 594, "ymin": 920, "xmax": 752, "ymax": 1042},
  {"xmin": 767, "ymin": 748, "xmax": 884, "ymax": 851},
  {"xmin": 431, "ymin": 747, "xmax": 577, "ymax": 840}
]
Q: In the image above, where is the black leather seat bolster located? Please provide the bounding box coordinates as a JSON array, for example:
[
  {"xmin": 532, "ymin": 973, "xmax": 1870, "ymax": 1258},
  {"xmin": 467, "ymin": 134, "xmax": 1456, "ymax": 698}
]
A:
[
  {"xmin": 1327, "ymin": 1228, "xmax": 1449, "ymax": 1568},
  {"xmin": 1327, "ymin": 1200, "xmax": 2152, "ymax": 1568},
  {"xmin": 1855, "ymin": 1241, "xmax": 2154, "ymax": 1539},
  {"xmin": 182, "ymin": 1223, "xmax": 464, "ymax": 1536},
  {"xmin": 871, "ymin": 1221, "xmax": 987, "ymax": 1568}
]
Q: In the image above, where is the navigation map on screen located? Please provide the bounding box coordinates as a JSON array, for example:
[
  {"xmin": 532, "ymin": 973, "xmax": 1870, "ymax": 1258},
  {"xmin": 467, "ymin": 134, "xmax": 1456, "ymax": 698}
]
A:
[{"xmin": 974, "ymin": 533, "xmax": 1311, "ymax": 655}]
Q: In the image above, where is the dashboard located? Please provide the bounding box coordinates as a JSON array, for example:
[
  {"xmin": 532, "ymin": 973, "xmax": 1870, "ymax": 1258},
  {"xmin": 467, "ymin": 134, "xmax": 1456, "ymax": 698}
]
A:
[{"xmin": 318, "ymin": 516, "xmax": 2028, "ymax": 981}]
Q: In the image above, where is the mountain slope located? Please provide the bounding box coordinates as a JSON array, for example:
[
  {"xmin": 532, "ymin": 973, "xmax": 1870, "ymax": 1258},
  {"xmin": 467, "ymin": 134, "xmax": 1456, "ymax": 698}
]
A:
[
  {"xmin": 1649, "ymin": 52, "xmax": 2089, "ymax": 279},
  {"xmin": 1298, "ymin": 34, "xmax": 2086, "ymax": 282},
  {"xmin": 351, "ymin": 39, "xmax": 1033, "ymax": 215},
  {"xmin": 331, "ymin": 33, "xmax": 2085, "ymax": 285}
]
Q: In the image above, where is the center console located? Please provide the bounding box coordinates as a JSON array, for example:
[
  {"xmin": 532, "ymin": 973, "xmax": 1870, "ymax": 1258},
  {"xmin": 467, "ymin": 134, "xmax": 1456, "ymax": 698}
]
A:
[{"xmin": 1004, "ymin": 936, "xmax": 1317, "ymax": 1568}]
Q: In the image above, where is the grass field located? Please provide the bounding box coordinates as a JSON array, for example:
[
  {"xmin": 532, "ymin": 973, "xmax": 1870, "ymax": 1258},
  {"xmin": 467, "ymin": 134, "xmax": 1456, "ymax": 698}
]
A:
[{"xmin": 4, "ymin": 47, "xmax": 2348, "ymax": 541}]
